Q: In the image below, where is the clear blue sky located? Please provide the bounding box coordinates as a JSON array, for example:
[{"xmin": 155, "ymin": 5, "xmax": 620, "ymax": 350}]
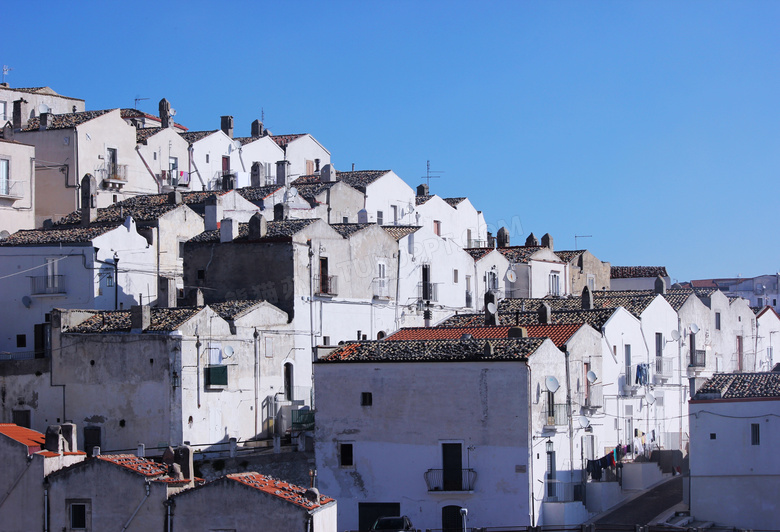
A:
[{"xmin": 4, "ymin": 1, "xmax": 779, "ymax": 282}]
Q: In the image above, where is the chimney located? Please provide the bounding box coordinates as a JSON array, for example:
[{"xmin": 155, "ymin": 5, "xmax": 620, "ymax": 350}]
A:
[
  {"xmin": 158, "ymin": 277, "xmax": 177, "ymax": 308},
  {"xmin": 189, "ymin": 288, "xmax": 204, "ymax": 307},
  {"xmin": 276, "ymin": 160, "xmax": 290, "ymax": 186},
  {"xmin": 357, "ymin": 209, "xmax": 368, "ymax": 224},
  {"xmin": 131, "ymin": 305, "xmax": 151, "ymax": 331},
  {"xmin": 168, "ymin": 191, "xmax": 182, "ymax": 205},
  {"xmin": 497, "ymin": 227, "xmax": 510, "ymax": 248},
  {"xmin": 80, "ymin": 174, "xmax": 98, "ymax": 226},
  {"xmin": 250, "ymin": 162, "xmax": 264, "ymax": 187},
  {"xmin": 43, "ymin": 219, "xmax": 53, "ymax": 230},
  {"xmin": 39, "ymin": 112, "xmax": 50, "ymax": 131},
  {"xmin": 174, "ymin": 445, "xmax": 194, "ymax": 480},
  {"xmin": 220, "ymin": 115, "xmax": 234, "ymax": 138},
  {"xmin": 581, "ymin": 286, "xmax": 594, "ymax": 309},
  {"xmin": 487, "ymin": 232, "xmax": 496, "ymax": 248},
  {"xmin": 60, "ymin": 423, "xmax": 77, "ymax": 453},
  {"xmin": 248, "ymin": 213, "xmax": 267, "ymax": 240},
  {"xmin": 484, "ymin": 291, "xmax": 499, "ymax": 326},
  {"xmin": 655, "ymin": 275, "xmax": 667, "ymax": 294},
  {"xmin": 541, "ymin": 233, "xmax": 553, "ymax": 250},
  {"xmin": 321, "ymin": 164, "xmax": 336, "ymax": 183},
  {"xmin": 220, "ymin": 218, "xmax": 238, "ymax": 242},
  {"xmin": 508, "ymin": 327, "xmax": 528, "ymax": 338},
  {"xmin": 525, "ymin": 233, "xmax": 539, "ymax": 246},
  {"xmin": 92, "ymin": 446, "xmax": 101, "ymax": 457},
  {"xmin": 2, "ymin": 122, "xmax": 12, "ymax": 141},
  {"xmin": 204, "ymin": 194, "xmax": 223, "ymax": 231},
  {"xmin": 251, "ymin": 120, "xmax": 263, "ymax": 138},
  {"xmin": 159, "ymin": 98, "xmax": 172, "ymax": 128},
  {"xmin": 416, "ymin": 184, "xmax": 429, "ymax": 197},
  {"xmin": 12, "ymin": 98, "xmax": 27, "ymax": 130},
  {"xmin": 304, "ymin": 487, "xmax": 320, "ymax": 505},
  {"xmin": 315, "ymin": 158, "xmax": 321, "ymax": 172},
  {"xmin": 45, "ymin": 425, "xmax": 64, "ymax": 454},
  {"xmin": 274, "ymin": 203, "xmax": 287, "ymax": 221},
  {"xmin": 538, "ymin": 302, "xmax": 552, "ymax": 324},
  {"xmin": 483, "ymin": 341, "xmax": 495, "ymax": 357}
]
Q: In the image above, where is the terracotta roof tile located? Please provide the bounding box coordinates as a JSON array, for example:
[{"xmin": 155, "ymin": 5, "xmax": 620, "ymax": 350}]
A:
[
  {"xmin": 227, "ymin": 472, "xmax": 335, "ymax": 509},
  {"xmin": 387, "ymin": 324, "xmax": 582, "ymax": 348},
  {"xmin": 0, "ymin": 225, "xmax": 118, "ymax": 246},
  {"xmin": 22, "ymin": 109, "xmax": 112, "ymax": 132},
  {"xmin": 440, "ymin": 308, "xmax": 615, "ymax": 330},
  {"xmin": 270, "ymin": 134, "xmax": 307, "ymax": 148},
  {"xmin": 64, "ymin": 308, "xmax": 201, "ymax": 333},
  {"xmin": 236, "ymin": 185, "xmax": 283, "ymax": 202},
  {"xmin": 188, "ymin": 219, "xmax": 317, "ymax": 244},
  {"xmin": 415, "ymin": 194, "xmax": 433, "ymax": 206},
  {"xmin": 179, "ymin": 130, "xmax": 218, "ymax": 143},
  {"xmin": 695, "ymin": 372, "xmax": 780, "ymax": 400},
  {"xmin": 463, "ymin": 248, "xmax": 495, "ymax": 261},
  {"xmin": 0, "ymin": 424, "xmax": 45, "ymax": 453},
  {"xmin": 555, "ymin": 250, "xmax": 586, "ymax": 263},
  {"xmin": 97, "ymin": 454, "xmax": 169, "ymax": 477},
  {"xmin": 497, "ymin": 246, "xmax": 558, "ymax": 264},
  {"xmin": 444, "ymin": 197, "xmax": 466, "ymax": 207},
  {"xmin": 330, "ymin": 223, "xmax": 374, "ymax": 238},
  {"xmin": 611, "ymin": 266, "xmax": 668, "ymax": 279},
  {"xmin": 209, "ymin": 300, "xmax": 265, "ymax": 321},
  {"xmin": 381, "ymin": 225, "xmax": 420, "ymax": 241}
]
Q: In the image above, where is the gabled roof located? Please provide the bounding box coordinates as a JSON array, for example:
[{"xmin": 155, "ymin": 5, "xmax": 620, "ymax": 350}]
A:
[
  {"xmin": 756, "ymin": 306, "xmax": 780, "ymax": 320},
  {"xmin": 1, "ymin": 86, "xmax": 83, "ymax": 101},
  {"xmin": 54, "ymin": 192, "xmax": 212, "ymax": 226},
  {"xmin": 335, "ymin": 170, "xmax": 389, "ymax": 189},
  {"xmin": 120, "ymin": 109, "xmax": 188, "ymax": 131},
  {"xmin": 611, "ymin": 266, "xmax": 668, "ymax": 279},
  {"xmin": 0, "ymin": 424, "xmax": 45, "ymax": 453},
  {"xmin": 415, "ymin": 194, "xmax": 433, "ymax": 205},
  {"xmin": 463, "ymin": 248, "xmax": 496, "ymax": 261},
  {"xmin": 270, "ymin": 134, "xmax": 307, "ymax": 148},
  {"xmin": 233, "ymin": 135, "xmax": 274, "ymax": 146},
  {"xmin": 179, "ymin": 130, "xmax": 219, "ymax": 143},
  {"xmin": 387, "ymin": 323, "xmax": 584, "ymax": 348},
  {"xmin": 441, "ymin": 308, "xmax": 616, "ymax": 330},
  {"xmin": 694, "ymin": 372, "xmax": 780, "ymax": 400},
  {"xmin": 497, "ymin": 246, "xmax": 559, "ymax": 264},
  {"xmin": 293, "ymin": 181, "xmax": 338, "ymax": 202},
  {"xmin": 444, "ymin": 197, "xmax": 466, "ymax": 207},
  {"xmin": 330, "ymin": 223, "xmax": 374, "ymax": 238},
  {"xmin": 236, "ymin": 185, "xmax": 283, "ymax": 202},
  {"xmin": 225, "ymin": 472, "xmax": 335, "ymax": 509},
  {"xmin": 97, "ymin": 454, "xmax": 169, "ymax": 477},
  {"xmin": 382, "ymin": 225, "xmax": 420, "ymax": 241},
  {"xmin": 210, "ymin": 300, "xmax": 266, "ymax": 321},
  {"xmin": 188, "ymin": 219, "xmax": 318, "ymax": 244},
  {"xmin": 64, "ymin": 307, "xmax": 202, "ymax": 333},
  {"xmin": 21, "ymin": 109, "xmax": 113, "ymax": 132},
  {"xmin": 319, "ymin": 337, "xmax": 545, "ymax": 363},
  {"xmin": 0, "ymin": 224, "xmax": 118, "ymax": 246},
  {"xmin": 135, "ymin": 127, "xmax": 163, "ymax": 143},
  {"xmin": 555, "ymin": 250, "xmax": 586, "ymax": 263}
]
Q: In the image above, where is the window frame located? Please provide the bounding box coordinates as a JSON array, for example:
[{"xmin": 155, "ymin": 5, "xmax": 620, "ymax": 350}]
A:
[{"xmin": 339, "ymin": 442, "xmax": 354, "ymax": 467}]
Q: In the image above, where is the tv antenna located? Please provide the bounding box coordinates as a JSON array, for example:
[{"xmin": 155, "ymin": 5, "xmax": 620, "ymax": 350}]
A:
[
  {"xmin": 2, "ymin": 65, "xmax": 12, "ymax": 83},
  {"xmin": 575, "ymin": 234, "xmax": 592, "ymax": 249},
  {"xmin": 261, "ymin": 108, "xmax": 265, "ymax": 122},
  {"xmin": 421, "ymin": 160, "xmax": 443, "ymax": 188},
  {"xmin": 134, "ymin": 96, "xmax": 149, "ymax": 109}
]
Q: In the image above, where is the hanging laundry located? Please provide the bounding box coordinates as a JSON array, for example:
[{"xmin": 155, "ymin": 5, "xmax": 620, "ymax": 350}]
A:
[{"xmin": 635, "ymin": 363, "xmax": 649, "ymax": 385}]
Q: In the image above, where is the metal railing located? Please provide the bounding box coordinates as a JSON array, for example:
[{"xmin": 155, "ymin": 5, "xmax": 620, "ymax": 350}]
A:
[
  {"xmin": 544, "ymin": 480, "xmax": 583, "ymax": 503},
  {"xmin": 655, "ymin": 356, "xmax": 674, "ymax": 376},
  {"xmin": 0, "ymin": 180, "xmax": 24, "ymax": 198},
  {"xmin": 97, "ymin": 164, "xmax": 128, "ymax": 182},
  {"xmin": 314, "ymin": 275, "xmax": 338, "ymax": 296},
  {"xmin": 690, "ymin": 349, "xmax": 706, "ymax": 367},
  {"xmin": 467, "ymin": 238, "xmax": 487, "ymax": 248},
  {"xmin": 373, "ymin": 278, "xmax": 390, "ymax": 298},
  {"xmin": 291, "ymin": 409, "xmax": 314, "ymax": 432},
  {"xmin": 582, "ymin": 384, "xmax": 603, "ymax": 409},
  {"xmin": 424, "ymin": 468, "xmax": 477, "ymax": 491},
  {"xmin": 544, "ymin": 403, "xmax": 568, "ymax": 426},
  {"xmin": 30, "ymin": 275, "xmax": 65, "ymax": 295},
  {"xmin": 160, "ymin": 170, "xmax": 191, "ymax": 187},
  {"xmin": 417, "ymin": 282, "xmax": 439, "ymax": 302}
]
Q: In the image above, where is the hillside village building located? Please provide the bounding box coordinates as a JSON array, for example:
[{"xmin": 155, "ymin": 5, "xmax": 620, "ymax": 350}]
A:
[
  {"xmin": 0, "ymin": 137, "xmax": 35, "ymax": 235},
  {"xmin": 0, "ymin": 84, "xmax": 85, "ymax": 123}
]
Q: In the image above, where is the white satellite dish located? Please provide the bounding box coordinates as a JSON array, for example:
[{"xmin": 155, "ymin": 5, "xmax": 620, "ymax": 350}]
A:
[
  {"xmin": 646, "ymin": 391, "xmax": 655, "ymax": 405},
  {"xmin": 506, "ymin": 270, "xmax": 517, "ymax": 283},
  {"xmin": 670, "ymin": 330, "xmax": 680, "ymax": 341},
  {"xmin": 486, "ymin": 302, "xmax": 497, "ymax": 314},
  {"xmin": 38, "ymin": 103, "xmax": 51, "ymax": 114},
  {"xmin": 586, "ymin": 370, "xmax": 598, "ymax": 383},
  {"xmin": 578, "ymin": 416, "xmax": 590, "ymax": 429},
  {"xmin": 224, "ymin": 346, "xmax": 234, "ymax": 358},
  {"xmin": 690, "ymin": 324, "xmax": 700, "ymax": 334},
  {"xmin": 233, "ymin": 140, "xmax": 242, "ymax": 150},
  {"xmin": 545, "ymin": 376, "xmax": 560, "ymax": 393},
  {"xmin": 288, "ymin": 186, "xmax": 298, "ymax": 198}
]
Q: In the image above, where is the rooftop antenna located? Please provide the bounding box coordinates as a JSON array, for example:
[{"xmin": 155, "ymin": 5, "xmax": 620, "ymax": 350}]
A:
[
  {"xmin": 421, "ymin": 160, "xmax": 443, "ymax": 188},
  {"xmin": 134, "ymin": 96, "xmax": 149, "ymax": 109},
  {"xmin": 575, "ymin": 234, "xmax": 592, "ymax": 249},
  {"xmin": 2, "ymin": 65, "xmax": 12, "ymax": 83},
  {"xmin": 261, "ymin": 107, "xmax": 265, "ymax": 122}
]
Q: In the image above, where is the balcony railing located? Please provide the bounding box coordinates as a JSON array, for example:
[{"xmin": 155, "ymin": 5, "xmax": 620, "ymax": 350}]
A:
[
  {"xmin": 160, "ymin": 170, "xmax": 191, "ymax": 188},
  {"xmin": 544, "ymin": 403, "xmax": 568, "ymax": 427},
  {"xmin": 373, "ymin": 278, "xmax": 390, "ymax": 299},
  {"xmin": 291, "ymin": 409, "xmax": 315, "ymax": 432},
  {"xmin": 417, "ymin": 282, "xmax": 439, "ymax": 302},
  {"xmin": 655, "ymin": 357, "xmax": 674, "ymax": 377},
  {"xmin": 467, "ymin": 239, "xmax": 487, "ymax": 248},
  {"xmin": 97, "ymin": 164, "xmax": 128, "ymax": 183},
  {"xmin": 30, "ymin": 275, "xmax": 65, "ymax": 295},
  {"xmin": 582, "ymin": 384, "xmax": 603, "ymax": 409},
  {"xmin": 690, "ymin": 349, "xmax": 706, "ymax": 368},
  {"xmin": 0, "ymin": 180, "xmax": 24, "ymax": 198},
  {"xmin": 314, "ymin": 275, "xmax": 338, "ymax": 296},
  {"xmin": 424, "ymin": 468, "xmax": 477, "ymax": 491}
]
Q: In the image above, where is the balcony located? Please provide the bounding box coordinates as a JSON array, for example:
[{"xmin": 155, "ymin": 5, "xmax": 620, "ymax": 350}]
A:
[
  {"xmin": 582, "ymin": 384, "xmax": 603, "ymax": 410},
  {"xmin": 30, "ymin": 275, "xmax": 65, "ymax": 295},
  {"xmin": 544, "ymin": 480, "xmax": 585, "ymax": 503},
  {"xmin": 690, "ymin": 349, "xmax": 706, "ymax": 368},
  {"xmin": 98, "ymin": 165, "xmax": 128, "ymax": 188},
  {"xmin": 654, "ymin": 357, "xmax": 674, "ymax": 383},
  {"xmin": 291, "ymin": 409, "xmax": 315, "ymax": 432},
  {"xmin": 0, "ymin": 180, "xmax": 25, "ymax": 200},
  {"xmin": 372, "ymin": 278, "xmax": 390, "ymax": 299},
  {"xmin": 204, "ymin": 365, "xmax": 228, "ymax": 389},
  {"xmin": 544, "ymin": 403, "xmax": 568, "ymax": 429},
  {"xmin": 424, "ymin": 468, "xmax": 477, "ymax": 492},
  {"xmin": 417, "ymin": 282, "xmax": 439, "ymax": 302},
  {"xmin": 160, "ymin": 170, "xmax": 191, "ymax": 189},
  {"xmin": 314, "ymin": 275, "xmax": 338, "ymax": 296},
  {"xmin": 467, "ymin": 238, "xmax": 487, "ymax": 248}
]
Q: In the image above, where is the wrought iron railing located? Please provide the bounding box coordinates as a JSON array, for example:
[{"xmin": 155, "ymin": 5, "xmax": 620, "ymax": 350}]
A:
[
  {"xmin": 30, "ymin": 275, "xmax": 65, "ymax": 295},
  {"xmin": 690, "ymin": 349, "xmax": 706, "ymax": 367},
  {"xmin": 97, "ymin": 164, "xmax": 128, "ymax": 182},
  {"xmin": 655, "ymin": 356, "xmax": 674, "ymax": 376},
  {"xmin": 424, "ymin": 468, "xmax": 477, "ymax": 491},
  {"xmin": 0, "ymin": 180, "xmax": 24, "ymax": 198},
  {"xmin": 417, "ymin": 282, "xmax": 439, "ymax": 302},
  {"xmin": 544, "ymin": 403, "xmax": 568, "ymax": 426},
  {"xmin": 373, "ymin": 278, "xmax": 390, "ymax": 298},
  {"xmin": 314, "ymin": 275, "xmax": 338, "ymax": 296},
  {"xmin": 582, "ymin": 384, "xmax": 603, "ymax": 409}
]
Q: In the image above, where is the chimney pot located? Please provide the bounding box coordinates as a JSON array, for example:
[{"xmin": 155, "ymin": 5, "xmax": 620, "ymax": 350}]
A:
[
  {"xmin": 251, "ymin": 119, "xmax": 263, "ymax": 138},
  {"xmin": 497, "ymin": 227, "xmax": 510, "ymax": 248},
  {"xmin": 276, "ymin": 160, "xmax": 290, "ymax": 186},
  {"xmin": 60, "ymin": 423, "xmax": 77, "ymax": 453},
  {"xmin": 39, "ymin": 112, "xmax": 50, "ymax": 131},
  {"xmin": 538, "ymin": 302, "xmax": 552, "ymax": 324},
  {"xmin": 174, "ymin": 445, "xmax": 194, "ymax": 480},
  {"xmin": 159, "ymin": 99, "xmax": 172, "ymax": 128},
  {"xmin": 655, "ymin": 275, "xmax": 667, "ymax": 294},
  {"xmin": 321, "ymin": 164, "xmax": 336, "ymax": 183},
  {"xmin": 273, "ymin": 203, "xmax": 287, "ymax": 221},
  {"xmin": 12, "ymin": 98, "xmax": 27, "ymax": 131},
  {"xmin": 45, "ymin": 425, "xmax": 64, "ymax": 454},
  {"xmin": 168, "ymin": 191, "xmax": 182, "ymax": 205},
  {"xmin": 581, "ymin": 286, "xmax": 594, "ymax": 309},
  {"xmin": 525, "ymin": 233, "xmax": 539, "ymax": 247}
]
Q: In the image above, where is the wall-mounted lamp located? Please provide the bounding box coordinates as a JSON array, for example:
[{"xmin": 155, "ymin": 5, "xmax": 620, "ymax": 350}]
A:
[{"xmin": 171, "ymin": 370, "xmax": 180, "ymax": 389}]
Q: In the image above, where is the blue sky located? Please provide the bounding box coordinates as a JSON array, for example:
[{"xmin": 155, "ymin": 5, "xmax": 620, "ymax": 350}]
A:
[{"xmin": 4, "ymin": 1, "xmax": 779, "ymax": 282}]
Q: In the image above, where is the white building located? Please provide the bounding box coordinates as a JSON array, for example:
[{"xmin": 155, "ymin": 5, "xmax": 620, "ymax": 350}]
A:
[
  {"xmin": 271, "ymin": 133, "xmax": 331, "ymax": 182},
  {"xmin": 689, "ymin": 371, "xmax": 780, "ymax": 530},
  {"xmin": 0, "ymin": 138, "xmax": 36, "ymax": 235},
  {"xmin": 0, "ymin": 84, "xmax": 85, "ymax": 124},
  {"xmin": 610, "ymin": 266, "xmax": 671, "ymax": 291}
]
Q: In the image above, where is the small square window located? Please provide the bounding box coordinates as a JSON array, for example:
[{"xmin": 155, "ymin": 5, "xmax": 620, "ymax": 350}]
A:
[
  {"xmin": 361, "ymin": 392, "xmax": 372, "ymax": 406},
  {"xmin": 710, "ymin": 433, "xmax": 716, "ymax": 440},
  {"xmin": 16, "ymin": 335, "xmax": 26, "ymax": 348},
  {"xmin": 343, "ymin": 216, "xmax": 348, "ymax": 223},
  {"xmin": 339, "ymin": 443, "xmax": 354, "ymax": 467},
  {"xmin": 751, "ymin": 423, "xmax": 760, "ymax": 445}
]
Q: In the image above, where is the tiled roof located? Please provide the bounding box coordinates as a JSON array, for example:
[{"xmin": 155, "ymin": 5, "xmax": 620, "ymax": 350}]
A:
[
  {"xmin": 226, "ymin": 472, "xmax": 335, "ymax": 509},
  {"xmin": 690, "ymin": 279, "xmax": 720, "ymax": 288},
  {"xmin": 611, "ymin": 266, "xmax": 668, "ymax": 279},
  {"xmin": 0, "ymin": 424, "xmax": 45, "ymax": 453},
  {"xmin": 415, "ymin": 194, "xmax": 433, "ymax": 205},
  {"xmin": 381, "ymin": 225, "xmax": 420, "ymax": 241},
  {"xmin": 330, "ymin": 223, "xmax": 374, "ymax": 238},
  {"xmin": 234, "ymin": 136, "xmax": 268, "ymax": 146},
  {"xmin": 499, "ymin": 298, "xmax": 582, "ymax": 313},
  {"xmin": 22, "ymin": 109, "xmax": 112, "ymax": 132},
  {"xmin": 441, "ymin": 308, "xmax": 616, "ymax": 330},
  {"xmin": 210, "ymin": 300, "xmax": 265, "ymax": 321},
  {"xmin": 319, "ymin": 337, "xmax": 545, "ymax": 363},
  {"xmin": 64, "ymin": 308, "xmax": 201, "ymax": 333},
  {"xmin": 270, "ymin": 134, "xmax": 306, "ymax": 148},
  {"xmin": 293, "ymin": 181, "xmax": 338, "ymax": 202},
  {"xmin": 463, "ymin": 248, "xmax": 495, "ymax": 261},
  {"xmin": 97, "ymin": 454, "xmax": 169, "ymax": 477},
  {"xmin": 236, "ymin": 185, "xmax": 283, "ymax": 202},
  {"xmin": 594, "ymin": 288, "xmax": 710, "ymax": 311},
  {"xmin": 335, "ymin": 170, "xmax": 389, "ymax": 189},
  {"xmin": 290, "ymin": 174, "xmax": 320, "ymax": 185},
  {"xmin": 444, "ymin": 197, "xmax": 466, "ymax": 207},
  {"xmin": 0, "ymin": 225, "xmax": 118, "ymax": 246},
  {"xmin": 386, "ymin": 323, "xmax": 583, "ymax": 348},
  {"xmin": 135, "ymin": 127, "xmax": 163, "ymax": 143},
  {"xmin": 555, "ymin": 250, "xmax": 586, "ymax": 263},
  {"xmin": 179, "ymin": 130, "xmax": 218, "ymax": 143},
  {"xmin": 694, "ymin": 372, "xmax": 780, "ymax": 400},
  {"xmin": 188, "ymin": 219, "xmax": 317, "ymax": 243},
  {"xmin": 498, "ymin": 246, "xmax": 557, "ymax": 264}
]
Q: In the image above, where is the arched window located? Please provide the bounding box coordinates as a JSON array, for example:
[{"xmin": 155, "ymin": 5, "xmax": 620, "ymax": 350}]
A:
[{"xmin": 376, "ymin": 331, "xmax": 385, "ymax": 340}]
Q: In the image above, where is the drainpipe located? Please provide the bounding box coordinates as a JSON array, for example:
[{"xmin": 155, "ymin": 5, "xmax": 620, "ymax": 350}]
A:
[
  {"xmin": 188, "ymin": 145, "xmax": 206, "ymax": 190},
  {"xmin": 165, "ymin": 499, "xmax": 174, "ymax": 532},
  {"xmin": 196, "ymin": 335, "xmax": 202, "ymax": 408},
  {"xmin": 44, "ymin": 487, "xmax": 49, "ymax": 532},
  {"xmin": 121, "ymin": 482, "xmax": 150, "ymax": 531},
  {"xmin": 254, "ymin": 328, "xmax": 259, "ymax": 437},
  {"xmin": 135, "ymin": 145, "xmax": 163, "ymax": 193},
  {"xmin": 527, "ymin": 360, "xmax": 535, "ymax": 526},
  {"xmin": 565, "ymin": 349, "xmax": 574, "ymax": 487},
  {"xmin": 308, "ymin": 240, "xmax": 316, "ymax": 362},
  {"xmin": 114, "ymin": 254, "xmax": 120, "ymax": 310},
  {"xmin": 394, "ymin": 250, "xmax": 401, "ymax": 330}
]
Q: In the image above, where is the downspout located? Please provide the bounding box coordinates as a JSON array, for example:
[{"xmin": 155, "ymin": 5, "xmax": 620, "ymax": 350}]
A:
[
  {"xmin": 565, "ymin": 349, "xmax": 574, "ymax": 483},
  {"xmin": 135, "ymin": 145, "xmax": 163, "ymax": 193},
  {"xmin": 121, "ymin": 482, "xmax": 150, "ymax": 532},
  {"xmin": 165, "ymin": 499, "xmax": 174, "ymax": 532},
  {"xmin": 527, "ymin": 360, "xmax": 535, "ymax": 526},
  {"xmin": 188, "ymin": 145, "xmax": 206, "ymax": 190},
  {"xmin": 308, "ymin": 241, "xmax": 316, "ymax": 362},
  {"xmin": 254, "ymin": 328, "xmax": 259, "ymax": 438},
  {"xmin": 196, "ymin": 335, "xmax": 202, "ymax": 408},
  {"xmin": 44, "ymin": 487, "xmax": 49, "ymax": 532},
  {"xmin": 74, "ymin": 127, "xmax": 80, "ymax": 209},
  {"xmin": 394, "ymin": 249, "xmax": 402, "ymax": 330}
]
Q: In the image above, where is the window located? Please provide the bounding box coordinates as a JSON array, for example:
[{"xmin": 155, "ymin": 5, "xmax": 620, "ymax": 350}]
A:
[
  {"xmin": 549, "ymin": 271, "xmax": 561, "ymax": 296},
  {"xmin": 737, "ymin": 336, "xmax": 743, "ymax": 371},
  {"xmin": 655, "ymin": 332, "xmax": 663, "ymax": 358},
  {"xmin": 376, "ymin": 211, "xmax": 383, "ymax": 225},
  {"xmin": 197, "ymin": 269, "xmax": 205, "ymax": 280},
  {"xmin": 265, "ymin": 337, "xmax": 274, "ymax": 358},
  {"xmin": 715, "ymin": 312, "xmax": 721, "ymax": 330},
  {"xmin": 322, "ymin": 336, "xmax": 330, "ymax": 346},
  {"xmin": 433, "ymin": 220, "xmax": 441, "ymax": 236},
  {"xmin": 0, "ymin": 101, "xmax": 6, "ymax": 121},
  {"xmin": 0, "ymin": 158, "xmax": 9, "ymax": 196},
  {"xmin": 306, "ymin": 159, "xmax": 315, "ymax": 175},
  {"xmin": 442, "ymin": 443, "xmax": 463, "ymax": 490},
  {"xmin": 487, "ymin": 271, "xmax": 498, "ymax": 290},
  {"xmin": 106, "ymin": 148, "xmax": 118, "ymax": 178},
  {"xmin": 206, "ymin": 154, "xmax": 210, "ymax": 163},
  {"xmin": 453, "ymin": 269, "xmax": 459, "ymax": 283},
  {"xmin": 342, "ymin": 216, "xmax": 349, "ymax": 223},
  {"xmin": 284, "ymin": 362, "xmax": 294, "ymax": 401},
  {"xmin": 339, "ymin": 442, "xmax": 354, "ymax": 467},
  {"xmin": 587, "ymin": 274, "xmax": 595, "ymax": 291},
  {"xmin": 69, "ymin": 501, "xmax": 89, "ymax": 530},
  {"xmin": 757, "ymin": 297, "xmax": 764, "ymax": 307},
  {"xmin": 751, "ymin": 423, "xmax": 760, "ymax": 445},
  {"xmin": 624, "ymin": 344, "xmax": 632, "ymax": 376},
  {"xmin": 169, "ymin": 156, "xmax": 179, "ymax": 172},
  {"xmin": 710, "ymin": 433, "xmax": 716, "ymax": 440},
  {"xmin": 84, "ymin": 426, "xmax": 101, "ymax": 457},
  {"xmin": 16, "ymin": 334, "xmax": 26, "ymax": 348},
  {"xmin": 12, "ymin": 410, "xmax": 30, "ymax": 428},
  {"xmin": 361, "ymin": 392, "xmax": 372, "ymax": 406},
  {"xmin": 391, "ymin": 205, "xmax": 398, "ymax": 224}
]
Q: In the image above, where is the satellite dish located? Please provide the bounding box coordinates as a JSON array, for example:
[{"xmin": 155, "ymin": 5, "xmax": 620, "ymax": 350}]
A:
[
  {"xmin": 233, "ymin": 140, "xmax": 242, "ymax": 150},
  {"xmin": 21, "ymin": 296, "xmax": 32, "ymax": 308},
  {"xmin": 670, "ymin": 330, "xmax": 680, "ymax": 341},
  {"xmin": 506, "ymin": 270, "xmax": 517, "ymax": 283},
  {"xmin": 288, "ymin": 186, "xmax": 298, "ymax": 198},
  {"xmin": 486, "ymin": 302, "xmax": 497, "ymax": 314},
  {"xmin": 586, "ymin": 370, "xmax": 598, "ymax": 383},
  {"xmin": 690, "ymin": 324, "xmax": 700, "ymax": 334},
  {"xmin": 224, "ymin": 346, "xmax": 234, "ymax": 358},
  {"xmin": 38, "ymin": 103, "xmax": 51, "ymax": 114},
  {"xmin": 646, "ymin": 391, "xmax": 655, "ymax": 405},
  {"xmin": 578, "ymin": 416, "xmax": 590, "ymax": 429},
  {"xmin": 545, "ymin": 376, "xmax": 560, "ymax": 393}
]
